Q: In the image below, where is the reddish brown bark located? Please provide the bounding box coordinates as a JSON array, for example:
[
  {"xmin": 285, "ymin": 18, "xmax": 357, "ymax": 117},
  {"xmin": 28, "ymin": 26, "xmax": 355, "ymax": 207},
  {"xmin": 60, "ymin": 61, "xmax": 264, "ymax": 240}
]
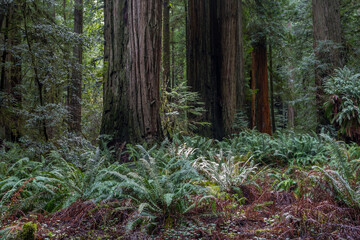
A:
[
  {"xmin": 162, "ymin": 0, "xmax": 170, "ymax": 91},
  {"xmin": 220, "ymin": 0, "xmax": 238, "ymax": 136},
  {"xmin": 101, "ymin": 0, "xmax": 162, "ymax": 145},
  {"xmin": 251, "ymin": 39, "xmax": 272, "ymax": 135},
  {"xmin": 236, "ymin": 0, "xmax": 246, "ymax": 113}
]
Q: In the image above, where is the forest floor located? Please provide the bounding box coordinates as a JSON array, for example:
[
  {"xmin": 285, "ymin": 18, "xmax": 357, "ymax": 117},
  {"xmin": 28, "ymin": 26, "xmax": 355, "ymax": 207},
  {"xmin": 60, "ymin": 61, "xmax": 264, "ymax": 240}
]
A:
[
  {"xmin": 2, "ymin": 132, "xmax": 360, "ymax": 239},
  {"xmin": 2, "ymin": 178, "xmax": 360, "ymax": 240}
]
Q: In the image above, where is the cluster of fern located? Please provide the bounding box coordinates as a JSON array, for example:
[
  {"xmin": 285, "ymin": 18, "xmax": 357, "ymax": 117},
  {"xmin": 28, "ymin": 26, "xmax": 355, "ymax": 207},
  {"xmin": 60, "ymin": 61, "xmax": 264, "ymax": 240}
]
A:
[
  {"xmin": 324, "ymin": 67, "xmax": 360, "ymax": 142},
  {"xmin": 2, "ymin": 131, "xmax": 360, "ymax": 237}
]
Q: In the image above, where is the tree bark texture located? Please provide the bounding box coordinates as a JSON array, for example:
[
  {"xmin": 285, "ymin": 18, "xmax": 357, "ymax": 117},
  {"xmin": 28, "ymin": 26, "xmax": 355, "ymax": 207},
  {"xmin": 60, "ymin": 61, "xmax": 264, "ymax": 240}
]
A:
[
  {"xmin": 187, "ymin": 0, "xmax": 222, "ymax": 138},
  {"xmin": 236, "ymin": 0, "xmax": 246, "ymax": 112},
  {"xmin": 251, "ymin": 38, "xmax": 272, "ymax": 135},
  {"xmin": 69, "ymin": 0, "xmax": 83, "ymax": 133},
  {"xmin": 0, "ymin": 2, "xmax": 22, "ymax": 141},
  {"xmin": 162, "ymin": 0, "xmax": 170, "ymax": 91},
  {"xmin": 101, "ymin": 0, "xmax": 162, "ymax": 145},
  {"xmin": 312, "ymin": 0, "xmax": 342, "ymax": 128},
  {"xmin": 187, "ymin": 0, "xmax": 243, "ymax": 139},
  {"xmin": 269, "ymin": 43, "xmax": 276, "ymax": 132},
  {"xmin": 251, "ymin": 68, "xmax": 256, "ymax": 129},
  {"xmin": 220, "ymin": 0, "xmax": 238, "ymax": 136}
]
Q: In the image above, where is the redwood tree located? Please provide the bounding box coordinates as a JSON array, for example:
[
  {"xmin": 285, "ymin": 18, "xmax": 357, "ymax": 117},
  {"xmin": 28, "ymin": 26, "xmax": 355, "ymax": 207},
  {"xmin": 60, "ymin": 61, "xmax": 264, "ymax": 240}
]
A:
[
  {"xmin": 312, "ymin": 0, "xmax": 343, "ymax": 128},
  {"xmin": 101, "ymin": 0, "xmax": 163, "ymax": 145},
  {"xmin": 187, "ymin": 0, "xmax": 244, "ymax": 139},
  {"xmin": 251, "ymin": 37, "xmax": 272, "ymax": 135},
  {"xmin": 69, "ymin": 0, "xmax": 83, "ymax": 133},
  {"xmin": 162, "ymin": 0, "xmax": 171, "ymax": 91},
  {"xmin": 248, "ymin": 0, "xmax": 273, "ymax": 136}
]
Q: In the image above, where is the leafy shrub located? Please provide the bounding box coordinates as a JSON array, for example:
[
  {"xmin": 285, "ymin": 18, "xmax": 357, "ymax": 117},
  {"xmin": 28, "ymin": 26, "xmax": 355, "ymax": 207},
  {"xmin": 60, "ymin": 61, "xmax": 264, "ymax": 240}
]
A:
[
  {"xmin": 314, "ymin": 142, "xmax": 360, "ymax": 208},
  {"xmin": 0, "ymin": 147, "xmax": 116, "ymax": 218},
  {"xmin": 232, "ymin": 110, "xmax": 249, "ymax": 132},
  {"xmin": 193, "ymin": 153, "xmax": 258, "ymax": 193},
  {"xmin": 104, "ymin": 145, "xmax": 209, "ymax": 232},
  {"xmin": 314, "ymin": 166, "xmax": 360, "ymax": 208},
  {"xmin": 226, "ymin": 130, "xmax": 330, "ymax": 166},
  {"xmin": 161, "ymin": 82, "xmax": 210, "ymax": 137},
  {"xmin": 324, "ymin": 67, "xmax": 360, "ymax": 142}
]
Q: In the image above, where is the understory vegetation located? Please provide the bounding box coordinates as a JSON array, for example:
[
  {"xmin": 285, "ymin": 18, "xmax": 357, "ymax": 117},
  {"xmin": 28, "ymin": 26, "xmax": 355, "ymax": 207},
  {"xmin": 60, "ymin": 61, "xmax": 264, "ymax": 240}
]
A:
[
  {"xmin": 1, "ymin": 131, "xmax": 360, "ymax": 239},
  {"xmin": 1, "ymin": 0, "xmax": 360, "ymax": 239}
]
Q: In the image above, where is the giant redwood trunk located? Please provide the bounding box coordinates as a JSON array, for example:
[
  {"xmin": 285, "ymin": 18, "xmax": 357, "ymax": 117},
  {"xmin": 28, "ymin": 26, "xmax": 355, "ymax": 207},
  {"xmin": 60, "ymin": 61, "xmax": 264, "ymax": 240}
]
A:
[
  {"xmin": 101, "ymin": 0, "xmax": 162, "ymax": 145},
  {"xmin": 187, "ymin": 0, "xmax": 243, "ymax": 138},
  {"xmin": 69, "ymin": 0, "xmax": 83, "ymax": 133},
  {"xmin": 187, "ymin": 0, "xmax": 222, "ymax": 138},
  {"xmin": 220, "ymin": 0, "xmax": 239, "ymax": 136},
  {"xmin": 236, "ymin": 0, "xmax": 246, "ymax": 113},
  {"xmin": 251, "ymin": 38, "xmax": 272, "ymax": 135},
  {"xmin": 162, "ymin": 0, "xmax": 170, "ymax": 91},
  {"xmin": 0, "ymin": 2, "xmax": 21, "ymax": 141},
  {"xmin": 312, "ymin": 0, "xmax": 342, "ymax": 129}
]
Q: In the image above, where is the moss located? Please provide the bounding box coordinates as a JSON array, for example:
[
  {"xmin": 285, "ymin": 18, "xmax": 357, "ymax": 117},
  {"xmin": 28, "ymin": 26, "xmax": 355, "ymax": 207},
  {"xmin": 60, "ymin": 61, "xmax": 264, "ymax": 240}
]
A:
[{"xmin": 18, "ymin": 222, "xmax": 37, "ymax": 240}]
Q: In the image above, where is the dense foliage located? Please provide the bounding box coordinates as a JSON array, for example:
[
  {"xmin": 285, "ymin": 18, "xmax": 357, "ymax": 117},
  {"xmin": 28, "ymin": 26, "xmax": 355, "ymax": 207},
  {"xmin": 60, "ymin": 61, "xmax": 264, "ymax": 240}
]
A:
[
  {"xmin": 1, "ymin": 0, "xmax": 360, "ymax": 239},
  {"xmin": 1, "ymin": 131, "xmax": 360, "ymax": 238}
]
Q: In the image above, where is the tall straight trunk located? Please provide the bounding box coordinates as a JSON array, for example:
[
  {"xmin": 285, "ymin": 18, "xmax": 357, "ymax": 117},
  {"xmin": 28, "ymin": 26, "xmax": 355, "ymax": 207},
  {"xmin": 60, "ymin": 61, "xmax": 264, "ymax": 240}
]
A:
[
  {"xmin": 250, "ymin": 67, "xmax": 256, "ymax": 129},
  {"xmin": 287, "ymin": 65, "xmax": 295, "ymax": 129},
  {"xmin": 69, "ymin": 0, "xmax": 83, "ymax": 133},
  {"xmin": 251, "ymin": 38, "xmax": 272, "ymax": 135},
  {"xmin": 187, "ymin": 0, "xmax": 241, "ymax": 138},
  {"xmin": 269, "ymin": 43, "xmax": 276, "ymax": 132},
  {"xmin": 187, "ymin": 0, "xmax": 222, "ymax": 138},
  {"xmin": 171, "ymin": 26, "xmax": 175, "ymax": 88},
  {"xmin": 101, "ymin": 0, "xmax": 163, "ymax": 145},
  {"xmin": 236, "ymin": 0, "xmax": 245, "ymax": 113},
  {"xmin": 220, "ymin": 0, "xmax": 238, "ymax": 135},
  {"xmin": 0, "ymin": 2, "xmax": 22, "ymax": 141},
  {"xmin": 312, "ymin": 0, "xmax": 342, "ymax": 129},
  {"xmin": 162, "ymin": 0, "xmax": 170, "ymax": 91}
]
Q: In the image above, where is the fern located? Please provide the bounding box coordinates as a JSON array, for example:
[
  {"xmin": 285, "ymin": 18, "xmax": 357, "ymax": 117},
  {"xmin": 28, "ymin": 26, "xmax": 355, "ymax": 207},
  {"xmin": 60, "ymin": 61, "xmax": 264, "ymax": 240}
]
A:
[
  {"xmin": 324, "ymin": 67, "xmax": 360, "ymax": 141},
  {"xmin": 103, "ymin": 146, "xmax": 208, "ymax": 231},
  {"xmin": 314, "ymin": 166, "xmax": 360, "ymax": 208},
  {"xmin": 193, "ymin": 153, "xmax": 259, "ymax": 193}
]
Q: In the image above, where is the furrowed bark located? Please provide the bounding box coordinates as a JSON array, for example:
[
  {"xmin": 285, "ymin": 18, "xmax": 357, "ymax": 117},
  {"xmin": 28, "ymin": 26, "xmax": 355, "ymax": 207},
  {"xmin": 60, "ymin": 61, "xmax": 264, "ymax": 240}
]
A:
[
  {"xmin": 251, "ymin": 38, "xmax": 272, "ymax": 135},
  {"xmin": 101, "ymin": 0, "xmax": 162, "ymax": 146}
]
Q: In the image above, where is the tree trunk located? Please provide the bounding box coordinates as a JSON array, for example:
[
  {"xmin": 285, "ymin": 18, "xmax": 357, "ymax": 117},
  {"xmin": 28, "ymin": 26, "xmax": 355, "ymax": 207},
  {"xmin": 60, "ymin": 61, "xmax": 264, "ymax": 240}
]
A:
[
  {"xmin": 236, "ymin": 0, "xmax": 246, "ymax": 113},
  {"xmin": 187, "ymin": 0, "xmax": 222, "ymax": 138},
  {"xmin": 220, "ymin": 0, "xmax": 238, "ymax": 136},
  {"xmin": 0, "ymin": 2, "xmax": 22, "ymax": 141},
  {"xmin": 269, "ymin": 42, "xmax": 276, "ymax": 132},
  {"xmin": 312, "ymin": 0, "xmax": 342, "ymax": 129},
  {"xmin": 251, "ymin": 38, "xmax": 272, "ymax": 135},
  {"xmin": 162, "ymin": 0, "xmax": 170, "ymax": 91},
  {"xmin": 251, "ymin": 68, "xmax": 256, "ymax": 129},
  {"xmin": 187, "ymin": 0, "xmax": 241, "ymax": 138},
  {"xmin": 101, "ymin": 0, "xmax": 163, "ymax": 145},
  {"xmin": 287, "ymin": 65, "xmax": 295, "ymax": 129},
  {"xmin": 171, "ymin": 26, "xmax": 175, "ymax": 88},
  {"xmin": 69, "ymin": 0, "xmax": 83, "ymax": 133}
]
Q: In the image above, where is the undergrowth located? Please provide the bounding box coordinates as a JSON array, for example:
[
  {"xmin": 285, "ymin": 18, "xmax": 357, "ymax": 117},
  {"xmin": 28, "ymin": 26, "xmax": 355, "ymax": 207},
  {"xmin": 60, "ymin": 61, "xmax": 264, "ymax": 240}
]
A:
[{"xmin": 1, "ymin": 130, "xmax": 360, "ymax": 239}]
